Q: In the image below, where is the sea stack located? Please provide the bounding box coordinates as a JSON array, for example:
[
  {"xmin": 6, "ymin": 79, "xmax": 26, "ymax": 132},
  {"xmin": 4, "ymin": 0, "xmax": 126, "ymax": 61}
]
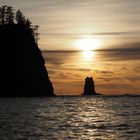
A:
[
  {"xmin": 83, "ymin": 77, "xmax": 96, "ymax": 95},
  {"xmin": 0, "ymin": 6, "xmax": 55, "ymax": 97}
]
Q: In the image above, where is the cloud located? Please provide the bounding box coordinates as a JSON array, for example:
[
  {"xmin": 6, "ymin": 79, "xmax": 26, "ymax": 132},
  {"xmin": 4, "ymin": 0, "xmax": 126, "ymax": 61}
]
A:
[
  {"xmin": 96, "ymin": 83, "xmax": 135, "ymax": 90},
  {"xmin": 58, "ymin": 73, "xmax": 70, "ymax": 79},
  {"xmin": 126, "ymin": 76, "xmax": 140, "ymax": 82},
  {"xmin": 104, "ymin": 42, "xmax": 140, "ymax": 51},
  {"xmin": 97, "ymin": 77, "xmax": 113, "ymax": 82},
  {"xmin": 43, "ymin": 31, "xmax": 140, "ymax": 38},
  {"xmin": 94, "ymin": 70, "xmax": 114, "ymax": 75},
  {"xmin": 96, "ymin": 44, "xmax": 140, "ymax": 61},
  {"xmin": 77, "ymin": 68, "xmax": 91, "ymax": 72}
]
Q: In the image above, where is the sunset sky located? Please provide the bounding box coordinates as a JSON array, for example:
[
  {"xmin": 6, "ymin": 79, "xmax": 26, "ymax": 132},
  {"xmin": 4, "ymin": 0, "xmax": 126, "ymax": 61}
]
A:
[
  {"xmin": 1, "ymin": 0, "xmax": 140, "ymax": 50},
  {"xmin": 1, "ymin": 0, "xmax": 140, "ymax": 94}
]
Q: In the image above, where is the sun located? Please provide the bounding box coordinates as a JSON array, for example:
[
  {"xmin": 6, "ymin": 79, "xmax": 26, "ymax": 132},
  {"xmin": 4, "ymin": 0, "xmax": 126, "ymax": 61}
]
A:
[{"xmin": 76, "ymin": 36, "xmax": 101, "ymax": 51}]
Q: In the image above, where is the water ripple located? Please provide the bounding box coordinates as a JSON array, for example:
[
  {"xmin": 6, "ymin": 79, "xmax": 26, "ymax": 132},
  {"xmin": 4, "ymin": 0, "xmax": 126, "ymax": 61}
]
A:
[{"xmin": 0, "ymin": 96, "xmax": 140, "ymax": 140}]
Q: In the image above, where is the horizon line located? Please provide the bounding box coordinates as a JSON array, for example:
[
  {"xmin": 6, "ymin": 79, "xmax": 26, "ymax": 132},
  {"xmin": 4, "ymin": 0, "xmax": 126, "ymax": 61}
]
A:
[{"xmin": 41, "ymin": 48, "xmax": 140, "ymax": 52}]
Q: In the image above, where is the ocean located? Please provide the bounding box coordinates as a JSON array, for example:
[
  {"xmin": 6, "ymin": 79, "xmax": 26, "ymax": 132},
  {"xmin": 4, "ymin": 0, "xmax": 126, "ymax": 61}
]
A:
[{"xmin": 0, "ymin": 96, "xmax": 139, "ymax": 140}]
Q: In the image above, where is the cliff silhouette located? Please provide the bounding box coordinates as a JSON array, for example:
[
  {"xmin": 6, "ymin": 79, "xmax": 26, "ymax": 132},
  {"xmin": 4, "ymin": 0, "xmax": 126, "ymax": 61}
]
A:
[
  {"xmin": 83, "ymin": 77, "xmax": 97, "ymax": 95},
  {"xmin": 0, "ymin": 6, "xmax": 55, "ymax": 96}
]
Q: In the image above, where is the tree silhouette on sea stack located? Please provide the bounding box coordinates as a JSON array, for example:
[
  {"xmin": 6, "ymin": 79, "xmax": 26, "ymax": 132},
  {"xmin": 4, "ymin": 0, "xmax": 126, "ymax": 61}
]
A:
[{"xmin": 0, "ymin": 5, "xmax": 55, "ymax": 97}]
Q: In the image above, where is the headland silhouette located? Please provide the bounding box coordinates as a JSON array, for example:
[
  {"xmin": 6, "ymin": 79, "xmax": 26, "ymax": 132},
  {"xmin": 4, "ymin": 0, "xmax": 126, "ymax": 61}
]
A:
[{"xmin": 0, "ymin": 6, "xmax": 55, "ymax": 97}]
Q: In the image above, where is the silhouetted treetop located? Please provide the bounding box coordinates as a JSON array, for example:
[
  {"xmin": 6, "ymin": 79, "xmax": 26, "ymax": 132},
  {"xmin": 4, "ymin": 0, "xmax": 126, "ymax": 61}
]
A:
[
  {"xmin": 0, "ymin": 5, "xmax": 39, "ymax": 44},
  {"xmin": 16, "ymin": 10, "xmax": 26, "ymax": 25}
]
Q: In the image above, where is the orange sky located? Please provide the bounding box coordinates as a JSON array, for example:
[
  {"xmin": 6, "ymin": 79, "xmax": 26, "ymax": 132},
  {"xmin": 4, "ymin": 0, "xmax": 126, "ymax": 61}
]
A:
[{"xmin": 43, "ymin": 51, "xmax": 140, "ymax": 95}]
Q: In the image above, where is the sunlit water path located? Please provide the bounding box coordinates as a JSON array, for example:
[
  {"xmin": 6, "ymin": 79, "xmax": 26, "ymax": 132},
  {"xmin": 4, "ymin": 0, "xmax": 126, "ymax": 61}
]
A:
[{"xmin": 0, "ymin": 96, "xmax": 139, "ymax": 139}]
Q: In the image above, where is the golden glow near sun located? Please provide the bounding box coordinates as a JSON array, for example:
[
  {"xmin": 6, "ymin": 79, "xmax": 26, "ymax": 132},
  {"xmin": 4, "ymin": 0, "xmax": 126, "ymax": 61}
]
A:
[
  {"xmin": 82, "ymin": 50, "xmax": 94, "ymax": 61},
  {"xmin": 76, "ymin": 36, "xmax": 101, "ymax": 51}
]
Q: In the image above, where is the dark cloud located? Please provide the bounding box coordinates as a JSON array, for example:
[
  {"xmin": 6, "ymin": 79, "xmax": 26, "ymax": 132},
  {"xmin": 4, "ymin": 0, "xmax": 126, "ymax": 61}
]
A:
[
  {"xmin": 77, "ymin": 68, "xmax": 91, "ymax": 71},
  {"xmin": 126, "ymin": 76, "xmax": 140, "ymax": 82},
  {"xmin": 96, "ymin": 83, "xmax": 135, "ymax": 90},
  {"xmin": 96, "ymin": 45, "xmax": 140, "ymax": 61},
  {"xmin": 42, "ymin": 31, "xmax": 140, "ymax": 39},
  {"xmin": 94, "ymin": 70, "xmax": 114, "ymax": 74},
  {"xmin": 58, "ymin": 73, "xmax": 70, "ymax": 79},
  {"xmin": 42, "ymin": 52, "xmax": 68, "ymax": 66},
  {"xmin": 104, "ymin": 42, "xmax": 140, "ymax": 51},
  {"xmin": 47, "ymin": 70, "xmax": 56, "ymax": 74},
  {"xmin": 121, "ymin": 66, "xmax": 127, "ymax": 70},
  {"xmin": 97, "ymin": 77, "xmax": 113, "ymax": 82}
]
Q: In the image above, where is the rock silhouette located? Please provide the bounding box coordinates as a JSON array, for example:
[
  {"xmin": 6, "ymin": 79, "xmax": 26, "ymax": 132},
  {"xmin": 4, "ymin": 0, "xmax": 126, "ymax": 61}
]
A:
[
  {"xmin": 83, "ymin": 77, "xmax": 96, "ymax": 95},
  {"xmin": 0, "ymin": 6, "xmax": 55, "ymax": 97}
]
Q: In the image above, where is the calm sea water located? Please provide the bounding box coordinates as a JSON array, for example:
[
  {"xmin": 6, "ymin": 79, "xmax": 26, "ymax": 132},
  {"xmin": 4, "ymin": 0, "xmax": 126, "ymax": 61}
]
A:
[{"xmin": 0, "ymin": 96, "xmax": 140, "ymax": 140}]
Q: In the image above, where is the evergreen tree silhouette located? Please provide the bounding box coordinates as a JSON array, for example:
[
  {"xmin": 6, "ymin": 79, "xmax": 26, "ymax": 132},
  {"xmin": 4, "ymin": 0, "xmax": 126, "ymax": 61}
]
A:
[
  {"xmin": 0, "ymin": 5, "xmax": 7, "ymax": 25},
  {"xmin": 16, "ymin": 10, "xmax": 26, "ymax": 25},
  {"xmin": 5, "ymin": 6, "xmax": 14, "ymax": 24}
]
